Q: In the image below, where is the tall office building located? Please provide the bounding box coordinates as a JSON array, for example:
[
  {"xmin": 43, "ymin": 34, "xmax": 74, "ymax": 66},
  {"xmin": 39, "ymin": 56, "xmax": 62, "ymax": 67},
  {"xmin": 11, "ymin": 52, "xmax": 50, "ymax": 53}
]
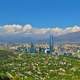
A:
[{"xmin": 50, "ymin": 35, "xmax": 54, "ymax": 54}]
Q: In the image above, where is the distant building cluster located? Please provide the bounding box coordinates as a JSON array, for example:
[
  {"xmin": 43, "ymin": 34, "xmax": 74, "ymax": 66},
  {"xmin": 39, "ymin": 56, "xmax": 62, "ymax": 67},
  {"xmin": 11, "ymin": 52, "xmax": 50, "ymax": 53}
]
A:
[
  {"xmin": 0, "ymin": 42, "xmax": 80, "ymax": 57},
  {"xmin": 0, "ymin": 35, "xmax": 80, "ymax": 58}
]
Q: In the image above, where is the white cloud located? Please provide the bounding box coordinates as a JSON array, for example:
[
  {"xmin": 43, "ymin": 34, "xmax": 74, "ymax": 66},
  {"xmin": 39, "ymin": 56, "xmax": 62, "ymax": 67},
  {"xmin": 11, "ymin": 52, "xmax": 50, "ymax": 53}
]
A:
[
  {"xmin": 0, "ymin": 24, "xmax": 80, "ymax": 36},
  {"xmin": 23, "ymin": 24, "xmax": 32, "ymax": 32},
  {"xmin": 51, "ymin": 27, "xmax": 63, "ymax": 35},
  {"xmin": 32, "ymin": 28, "xmax": 50, "ymax": 34},
  {"xmin": 3, "ymin": 24, "xmax": 22, "ymax": 33},
  {"xmin": 64, "ymin": 25, "xmax": 80, "ymax": 34},
  {"xmin": 52, "ymin": 27, "xmax": 63, "ymax": 32},
  {"xmin": 71, "ymin": 25, "xmax": 80, "ymax": 32}
]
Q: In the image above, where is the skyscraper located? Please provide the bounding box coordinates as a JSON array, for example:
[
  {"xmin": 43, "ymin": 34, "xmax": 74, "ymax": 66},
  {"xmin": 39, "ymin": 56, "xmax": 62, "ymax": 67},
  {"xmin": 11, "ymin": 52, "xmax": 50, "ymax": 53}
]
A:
[{"xmin": 50, "ymin": 35, "xmax": 54, "ymax": 54}]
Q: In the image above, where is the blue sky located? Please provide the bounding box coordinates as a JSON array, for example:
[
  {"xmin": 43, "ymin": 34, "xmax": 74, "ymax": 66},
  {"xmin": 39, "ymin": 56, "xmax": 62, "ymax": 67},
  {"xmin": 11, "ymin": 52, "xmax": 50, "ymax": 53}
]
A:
[{"xmin": 0, "ymin": 0, "xmax": 80, "ymax": 28}]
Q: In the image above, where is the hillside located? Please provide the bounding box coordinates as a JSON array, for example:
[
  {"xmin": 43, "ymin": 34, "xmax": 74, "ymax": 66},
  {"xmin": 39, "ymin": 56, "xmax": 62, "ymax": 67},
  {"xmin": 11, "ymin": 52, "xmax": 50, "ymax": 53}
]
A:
[{"xmin": 0, "ymin": 52, "xmax": 80, "ymax": 80}]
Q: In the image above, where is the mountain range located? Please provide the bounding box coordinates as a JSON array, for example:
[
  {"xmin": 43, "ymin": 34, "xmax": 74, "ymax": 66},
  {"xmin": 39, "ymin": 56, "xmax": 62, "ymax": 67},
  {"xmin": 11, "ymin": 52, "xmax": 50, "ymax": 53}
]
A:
[{"xmin": 0, "ymin": 31, "xmax": 80, "ymax": 44}]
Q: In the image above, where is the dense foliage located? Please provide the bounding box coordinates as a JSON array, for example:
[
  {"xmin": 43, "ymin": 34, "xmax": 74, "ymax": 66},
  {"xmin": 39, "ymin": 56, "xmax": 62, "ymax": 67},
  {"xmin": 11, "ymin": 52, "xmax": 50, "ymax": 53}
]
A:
[{"xmin": 0, "ymin": 50, "xmax": 80, "ymax": 80}]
